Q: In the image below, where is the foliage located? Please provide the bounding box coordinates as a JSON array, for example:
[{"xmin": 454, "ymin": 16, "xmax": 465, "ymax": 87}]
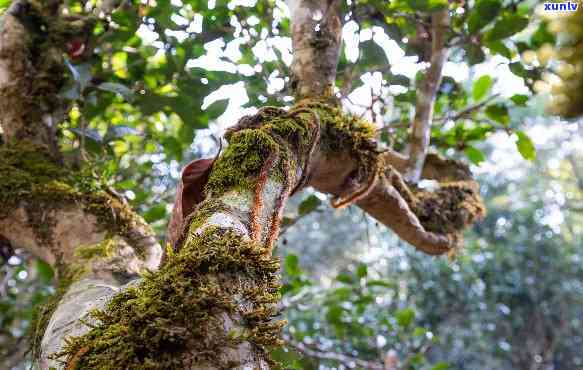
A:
[{"xmin": 0, "ymin": 0, "xmax": 580, "ymax": 368}]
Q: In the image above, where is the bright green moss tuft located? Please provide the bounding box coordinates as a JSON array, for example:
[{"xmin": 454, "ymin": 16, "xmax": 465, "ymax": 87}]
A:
[{"xmin": 206, "ymin": 129, "xmax": 280, "ymax": 196}]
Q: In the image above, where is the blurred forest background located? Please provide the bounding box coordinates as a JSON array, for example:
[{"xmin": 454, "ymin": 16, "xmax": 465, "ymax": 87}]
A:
[{"xmin": 0, "ymin": 0, "xmax": 582, "ymax": 369}]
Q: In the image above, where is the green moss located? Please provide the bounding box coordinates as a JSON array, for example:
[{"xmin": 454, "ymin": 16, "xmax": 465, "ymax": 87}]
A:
[
  {"xmin": 205, "ymin": 100, "xmax": 377, "ymax": 199},
  {"xmin": 0, "ymin": 141, "xmax": 147, "ymax": 256},
  {"xmin": 75, "ymin": 238, "xmax": 117, "ymax": 260},
  {"xmin": 206, "ymin": 129, "xmax": 280, "ymax": 196},
  {"xmin": 57, "ymin": 227, "xmax": 283, "ymax": 369}
]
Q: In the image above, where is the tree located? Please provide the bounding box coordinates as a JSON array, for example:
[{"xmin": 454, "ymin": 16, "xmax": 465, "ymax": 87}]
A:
[{"xmin": 0, "ymin": 0, "xmax": 576, "ymax": 369}]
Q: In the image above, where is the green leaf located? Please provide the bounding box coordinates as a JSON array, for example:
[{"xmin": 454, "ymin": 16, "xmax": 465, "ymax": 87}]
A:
[
  {"xmin": 486, "ymin": 41, "xmax": 512, "ymax": 59},
  {"xmin": 284, "ymin": 254, "xmax": 301, "ymax": 276},
  {"xmin": 465, "ymin": 44, "xmax": 486, "ymax": 65},
  {"xmin": 388, "ymin": 74, "xmax": 410, "ymax": 87},
  {"xmin": 473, "ymin": 75, "xmax": 493, "ymax": 101},
  {"xmin": 161, "ymin": 136, "xmax": 183, "ymax": 161},
  {"xmin": 35, "ymin": 259, "xmax": 54, "ymax": 283},
  {"xmin": 66, "ymin": 63, "xmax": 93, "ymax": 93},
  {"xmin": 367, "ymin": 279, "xmax": 393, "ymax": 288},
  {"xmin": 468, "ymin": 0, "xmax": 501, "ymax": 34},
  {"xmin": 511, "ymin": 94, "xmax": 529, "ymax": 106},
  {"xmin": 485, "ymin": 104, "xmax": 510, "ymax": 125},
  {"xmin": 395, "ymin": 308, "xmax": 415, "ymax": 328},
  {"xmin": 530, "ymin": 23, "xmax": 555, "ymax": 49},
  {"xmin": 431, "ymin": 362, "xmax": 450, "ymax": 370},
  {"xmin": 465, "ymin": 146, "xmax": 486, "ymax": 165},
  {"xmin": 515, "ymin": 131, "xmax": 536, "ymax": 160},
  {"xmin": 485, "ymin": 14, "xmax": 529, "ymax": 42},
  {"xmin": 97, "ymin": 82, "xmax": 135, "ymax": 102},
  {"xmin": 356, "ymin": 263, "xmax": 368, "ymax": 279},
  {"xmin": 143, "ymin": 204, "xmax": 167, "ymax": 223},
  {"xmin": 359, "ymin": 40, "xmax": 387, "ymax": 67},
  {"xmin": 205, "ymin": 98, "xmax": 229, "ymax": 120},
  {"xmin": 104, "ymin": 125, "xmax": 140, "ymax": 142},
  {"xmin": 336, "ymin": 274, "xmax": 353, "ymax": 284},
  {"xmin": 0, "ymin": 0, "xmax": 11, "ymax": 9},
  {"xmin": 413, "ymin": 327, "xmax": 427, "ymax": 337},
  {"xmin": 325, "ymin": 305, "xmax": 344, "ymax": 325},
  {"xmin": 298, "ymin": 195, "xmax": 321, "ymax": 216},
  {"xmin": 509, "ymin": 62, "xmax": 527, "ymax": 78},
  {"xmin": 70, "ymin": 127, "xmax": 103, "ymax": 143}
]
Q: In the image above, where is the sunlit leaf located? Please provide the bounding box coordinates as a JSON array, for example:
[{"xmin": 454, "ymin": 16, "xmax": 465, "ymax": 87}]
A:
[
  {"xmin": 465, "ymin": 146, "xmax": 486, "ymax": 165},
  {"xmin": 515, "ymin": 131, "xmax": 536, "ymax": 160},
  {"xmin": 485, "ymin": 14, "xmax": 529, "ymax": 41},
  {"xmin": 473, "ymin": 75, "xmax": 493, "ymax": 101}
]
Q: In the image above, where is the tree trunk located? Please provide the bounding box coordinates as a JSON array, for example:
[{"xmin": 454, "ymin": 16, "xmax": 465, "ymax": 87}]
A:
[{"xmin": 0, "ymin": 1, "xmax": 483, "ymax": 369}]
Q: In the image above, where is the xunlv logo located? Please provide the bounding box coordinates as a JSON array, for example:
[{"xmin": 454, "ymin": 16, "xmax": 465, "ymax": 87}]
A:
[{"xmin": 543, "ymin": 1, "xmax": 579, "ymax": 11}]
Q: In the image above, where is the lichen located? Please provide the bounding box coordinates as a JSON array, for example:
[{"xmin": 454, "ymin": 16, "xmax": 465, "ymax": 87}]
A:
[{"xmin": 56, "ymin": 227, "xmax": 283, "ymax": 369}]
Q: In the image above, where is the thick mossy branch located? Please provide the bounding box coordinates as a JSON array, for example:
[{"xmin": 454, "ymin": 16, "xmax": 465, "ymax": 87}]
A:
[
  {"xmin": 57, "ymin": 227, "xmax": 283, "ymax": 369},
  {"xmin": 0, "ymin": 141, "xmax": 147, "ymax": 253},
  {"xmin": 205, "ymin": 129, "xmax": 281, "ymax": 196},
  {"xmin": 298, "ymin": 100, "xmax": 377, "ymax": 157}
]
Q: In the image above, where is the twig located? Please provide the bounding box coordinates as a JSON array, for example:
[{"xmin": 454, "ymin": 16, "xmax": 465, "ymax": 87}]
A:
[
  {"xmin": 436, "ymin": 93, "xmax": 500, "ymax": 122},
  {"xmin": 283, "ymin": 334, "xmax": 385, "ymax": 369}
]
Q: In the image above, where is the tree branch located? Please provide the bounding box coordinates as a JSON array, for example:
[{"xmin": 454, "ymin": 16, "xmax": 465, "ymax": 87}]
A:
[
  {"xmin": 283, "ymin": 334, "xmax": 385, "ymax": 369},
  {"xmin": 406, "ymin": 9, "xmax": 450, "ymax": 182},
  {"xmin": 286, "ymin": 0, "xmax": 342, "ymax": 98},
  {"xmin": 435, "ymin": 93, "xmax": 500, "ymax": 122}
]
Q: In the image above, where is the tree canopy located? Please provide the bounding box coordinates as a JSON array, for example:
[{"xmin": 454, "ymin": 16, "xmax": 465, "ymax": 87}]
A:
[{"xmin": 0, "ymin": 0, "xmax": 582, "ymax": 369}]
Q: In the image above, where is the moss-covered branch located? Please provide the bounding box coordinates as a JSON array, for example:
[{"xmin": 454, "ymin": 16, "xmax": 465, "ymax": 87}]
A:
[{"xmin": 53, "ymin": 101, "xmax": 484, "ymax": 369}]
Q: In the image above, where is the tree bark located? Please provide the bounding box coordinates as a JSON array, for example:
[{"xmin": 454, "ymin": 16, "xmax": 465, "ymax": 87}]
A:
[
  {"xmin": 0, "ymin": 1, "xmax": 483, "ymax": 369},
  {"xmin": 286, "ymin": 0, "xmax": 342, "ymax": 98}
]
